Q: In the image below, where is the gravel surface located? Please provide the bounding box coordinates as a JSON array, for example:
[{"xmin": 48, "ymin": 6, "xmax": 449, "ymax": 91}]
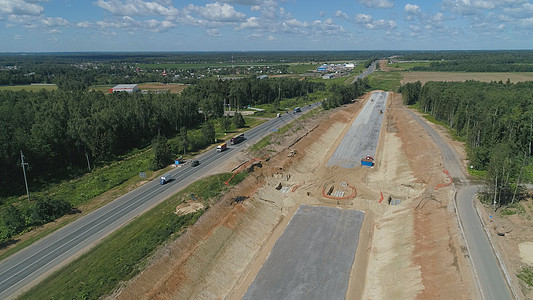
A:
[
  {"xmin": 243, "ymin": 205, "xmax": 364, "ymax": 300},
  {"xmin": 326, "ymin": 91, "xmax": 388, "ymax": 168}
]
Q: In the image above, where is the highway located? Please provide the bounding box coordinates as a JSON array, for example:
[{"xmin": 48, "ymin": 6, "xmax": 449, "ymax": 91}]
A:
[
  {"xmin": 407, "ymin": 109, "xmax": 513, "ymax": 300},
  {"xmin": 0, "ymin": 103, "xmax": 319, "ymax": 300},
  {"xmin": 0, "ymin": 62, "xmax": 377, "ymax": 299},
  {"xmin": 326, "ymin": 91, "xmax": 387, "ymax": 168}
]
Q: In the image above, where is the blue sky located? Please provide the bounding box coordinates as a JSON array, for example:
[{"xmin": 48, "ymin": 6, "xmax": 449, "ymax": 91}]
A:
[{"xmin": 0, "ymin": 0, "xmax": 532, "ymax": 52}]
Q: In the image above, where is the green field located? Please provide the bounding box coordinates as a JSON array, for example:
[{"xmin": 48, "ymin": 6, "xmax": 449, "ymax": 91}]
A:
[
  {"xmin": 288, "ymin": 63, "xmax": 320, "ymax": 74},
  {"xmin": 367, "ymin": 71, "xmax": 402, "ymax": 91},
  {"xmin": 387, "ymin": 61, "xmax": 433, "ymax": 70},
  {"xmin": 0, "ymin": 84, "xmax": 57, "ymax": 92}
]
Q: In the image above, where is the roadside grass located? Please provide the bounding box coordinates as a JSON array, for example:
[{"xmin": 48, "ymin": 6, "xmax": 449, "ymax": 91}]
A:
[
  {"xmin": 518, "ymin": 266, "xmax": 533, "ymax": 287},
  {"xmin": 250, "ymin": 135, "xmax": 272, "ymax": 152},
  {"xmin": 367, "ymin": 71, "xmax": 402, "ymax": 91},
  {"xmin": 19, "ymin": 172, "xmax": 247, "ymax": 300},
  {"xmin": 500, "ymin": 202, "xmax": 526, "ymax": 216},
  {"xmin": 467, "ymin": 168, "xmax": 486, "ymax": 179},
  {"xmin": 0, "ymin": 84, "xmax": 57, "ymax": 92},
  {"xmin": 250, "ymin": 105, "xmax": 322, "ymax": 153},
  {"xmin": 0, "ymin": 149, "xmax": 157, "ymax": 261}
]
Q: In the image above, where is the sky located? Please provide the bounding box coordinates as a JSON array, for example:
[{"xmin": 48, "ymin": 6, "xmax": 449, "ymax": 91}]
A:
[{"xmin": 0, "ymin": 0, "xmax": 532, "ymax": 52}]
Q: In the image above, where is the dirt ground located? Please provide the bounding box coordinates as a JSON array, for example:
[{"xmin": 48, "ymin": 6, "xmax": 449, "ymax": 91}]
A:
[
  {"xmin": 111, "ymin": 92, "xmax": 477, "ymax": 299},
  {"xmin": 401, "ymin": 71, "xmax": 533, "ymax": 84}
]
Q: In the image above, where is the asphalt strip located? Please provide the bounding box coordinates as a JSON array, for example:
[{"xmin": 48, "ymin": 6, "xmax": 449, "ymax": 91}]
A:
[{"xmin": 243, "ymin": 205, "xmax": 364, "ymax": 300}]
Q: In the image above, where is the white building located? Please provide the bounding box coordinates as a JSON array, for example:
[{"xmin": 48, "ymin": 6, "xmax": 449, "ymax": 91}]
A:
[{"xmin": 110, "ymin": 84, "xmax": 139, "ymax": 93}]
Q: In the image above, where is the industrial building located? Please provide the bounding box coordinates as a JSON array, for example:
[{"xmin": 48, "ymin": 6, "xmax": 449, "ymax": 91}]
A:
[{"xmin": 110, "ymin": 84, "xmax": 139, "ymax": 93}]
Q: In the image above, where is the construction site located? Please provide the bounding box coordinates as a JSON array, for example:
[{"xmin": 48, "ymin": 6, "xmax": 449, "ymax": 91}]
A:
[{"xmin": 111, "ymin": 91, "xmax": 478, "ymax": 299}]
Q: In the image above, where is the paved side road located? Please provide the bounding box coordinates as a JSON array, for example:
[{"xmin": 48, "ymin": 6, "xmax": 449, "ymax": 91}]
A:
[
  {"xmin": 406, "ymin": 109, "xmax": 513, "ymax": 300},
  {"xmin": 243, "ymin": 206, "xmax": 364, "ymax": 300}
]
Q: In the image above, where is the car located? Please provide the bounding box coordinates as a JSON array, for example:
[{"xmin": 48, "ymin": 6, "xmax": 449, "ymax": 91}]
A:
[{"xmin": 191, "ymin": 160, "xmax": 199, "ymax": 167}]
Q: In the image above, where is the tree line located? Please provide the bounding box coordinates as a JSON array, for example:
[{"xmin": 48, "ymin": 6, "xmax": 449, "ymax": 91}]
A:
[
  {"xmin": 322, "ymin": 77, "xmax": 370, "ymax": 109},
  {"xmin": 400, "ymin": 80, "xmax": 532, "ymax": 208},
  {"xmin": 0, "ymin": 77, "xmax": 324, "ymax": 198}
]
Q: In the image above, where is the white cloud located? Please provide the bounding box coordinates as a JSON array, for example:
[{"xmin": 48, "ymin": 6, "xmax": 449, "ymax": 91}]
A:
[
  {"xmin": 237, "ymin": 16, "xmax": 260, "ymax": 30},
  {"xmin": 518, "ymin": 17, "xmax": 533, "ymax": 27},
  {"xmin": 359, "ymin": 0, "xmax": 393, "ymax": 9},
  {"xmin": 41, "ymin": 17, "xmax": 70, "ymax": 27},
  {"xmin": 283, "ymin": 18, "xmax": 308, "ymax": 28},
  {"xmin": 364, "ymin": 19, "xmax": 396, "ymax": 30},
  {"xmin": 94, "ymin": 0, "xmax": 179, "ymax": 16},
  {"xmin": 355, "ymin": 13, "xmax": 372, "ymax": 23},
  {"xmin": 334, "ymin": 10, "xmax": 348, "ymax": 19},
  {"xmin": 77, "ymin": 21, "xmax": 91, "ymax": 28},
  {"xmin": 220, "ymin": 0, "xmax": 270, "ymax": 5},
  {"xmin": 48, "ymin": 29, "xmax": 62, "ymax": 34},
  {"xmin": 207, "ymin": 28, "xmax": 222, "ymax": 36},
  {"xmin": 267, "ymin": 34, "xmax": 276, "ymax": 40},
  {"xmin": 405, "ymin": 4, "xmax": 421, "ymax": 15},
  {"xmin": 96, "ymin": 16, "xmax": 175, "ymax": 32},
  {"xmin": 183, "ymin": 3, "xmax": 245, "ymax": 23},
  {"xmin": 404, "ymin": 3, "xmax": 421, "ymax": 21},
  {"xmin": 0, "ymin": 0, "xmax": 44, "ymax": 16}
]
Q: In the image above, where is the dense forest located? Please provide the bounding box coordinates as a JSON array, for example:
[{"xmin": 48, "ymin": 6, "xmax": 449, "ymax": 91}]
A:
[
  {"xmin": 0, "ymin": 74, "xmax": 334, "ymax": 242},
  {"xmin": 0, "ymin": 77, "xmax": 325, "ymax": 198},
  {"xmin": 405, "ymin": 51, "xmax": 533, "ymax": 72},
  {"xmin": 401, "ymin": 80, "xmax": 533, "ymax": 208}
]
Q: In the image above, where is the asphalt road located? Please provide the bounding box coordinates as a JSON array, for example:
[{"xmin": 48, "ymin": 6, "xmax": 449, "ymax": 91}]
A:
[
  {"xmin": 0, "ymin": 103, "xmax": 320, "ymax": 300},
  {"xmin": 243, "ymin": 206, "xmax": 364, "ymax": 300},
  {"xmin": 326, "ymin": 91, "xmax": 387, "ymax": 168},
  {"xmin": 0, "ymin": 63, "xmax": 378, "ymax": 300},
  {"xmin": 406, "ymin": 109, "xmax": 513, "ymax": 300},
  {"xmin": 352, "ymin": 61, "xmax": 377, "ymax": 84}
]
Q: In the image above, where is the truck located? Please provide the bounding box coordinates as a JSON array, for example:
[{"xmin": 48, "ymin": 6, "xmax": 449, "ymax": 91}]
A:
[
  {"xmin": 294, "ymin": 107, "xmax": 301, "ymax": 113},
  {"xmin": 230, "ymin": 134, "xmax": 244, "ymax": 145},
  {"xmin": 217, "ymin": 143, "xmax": 227, "ymax": 152},
  {"xmin": 361, "ymin": 155, "xmax": 374, "ymax": 167},
  {"xmin": 160, "ymin": 174, "xmax": 171, "ymax": 185}
]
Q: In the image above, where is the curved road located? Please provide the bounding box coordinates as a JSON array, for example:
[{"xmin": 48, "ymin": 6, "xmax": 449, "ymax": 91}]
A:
[{"xmin": 407, "ymin": 109, "xmax": 513, "ymax": 300}]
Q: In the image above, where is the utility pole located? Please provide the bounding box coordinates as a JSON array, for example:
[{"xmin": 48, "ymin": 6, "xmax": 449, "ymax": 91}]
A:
[
  {"xmin": 20, "ymin": 150, "xmax": 30, "ymax": 202},
  {"xmin": 85, "ymin": 152, "xmax": 91, "ymax": 171}
]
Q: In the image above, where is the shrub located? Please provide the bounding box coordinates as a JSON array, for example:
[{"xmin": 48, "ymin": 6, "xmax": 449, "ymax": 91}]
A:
[{"xmin": 29, "ymin": 197, "xmax": 72, "ymax": 225}]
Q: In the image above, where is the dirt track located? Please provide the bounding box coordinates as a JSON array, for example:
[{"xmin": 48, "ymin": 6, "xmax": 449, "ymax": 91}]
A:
[{"xmin": 111, "ymin": 92, "xmax": 477, "ymax": 299}]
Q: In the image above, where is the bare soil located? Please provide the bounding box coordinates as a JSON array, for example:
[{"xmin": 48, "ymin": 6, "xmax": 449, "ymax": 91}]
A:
[{"xmin": 111, "ymin": 92, "xmax": 476, "ymax": 299}]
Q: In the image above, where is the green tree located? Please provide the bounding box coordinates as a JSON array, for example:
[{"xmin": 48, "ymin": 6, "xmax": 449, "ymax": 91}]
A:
[
  {"xmin": 1, "ymin": 205, "xmax": 25, "ymax": 238},
  {"xmin": 150, "ymin": 133, "xmax": 171, "ymax": 171},
  {"xmin": 221, "ymin": 116, "xmax": 232, "ymax": 132},
  {"xmin": 233, "ymin": 113, "xmax": 246, "ymax": 128},
  {"xmin": 201, "ymin": 121, "xmax": 216, "ymax": 145}
]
